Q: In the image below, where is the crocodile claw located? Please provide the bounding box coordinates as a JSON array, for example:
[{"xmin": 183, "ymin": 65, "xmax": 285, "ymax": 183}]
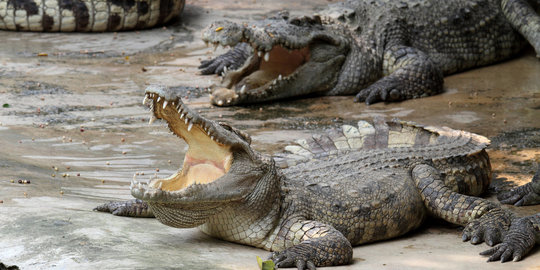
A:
[
  {"xmin": 462, "ymin": 208, "xmax": 513, "ymax": 246},
  {"xmin": 480, "ymin": 217, "xmax": 536, "ymax": 263},
  {"xmin": 354, "ymin": 81, "xmax": 402, "ymax": 105},
  {"xmin": 481, "ymin": 243, "xmax": 523, "ymax": 262},
  {"xmin": 270, "ymin": 251, "xmax": 316, "ymax": 270},
  {"xmin": 498, "ymin": 166, "xmax": 540, "ymax": 206},
  {"xmin": 94, "ymin": 199, "xmax": 154, "ymax": 218},
  {"xmin": 199, "ymin": 43, "xmax": 251, "ymax": 75}
]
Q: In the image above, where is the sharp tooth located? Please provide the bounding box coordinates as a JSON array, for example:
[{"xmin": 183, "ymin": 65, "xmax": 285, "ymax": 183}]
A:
[
  {"xmin": 180, "ymin": 113, "xmax": 185, "ymax": 119},
  {"xmin": 211, "ymin": 136, "xmax": 214, "ymax": 141},
  {"xmin": 163, "ymin": 100, "xmax": 168, "ymax": 109},
  {"xmin": 149, "ymin": 116, "xmax": 156, "ymax": 125},
  {"xmin": 138, "ymin": 182, "xmax": 143, "ymax": 189},
  {"xmin": 264, "ymin": 52, "xmax": 269, "ymax": 62},
  {"xmin": 143, "ymin": 95, "xmax": 148, "ymax": 105},
  {"xmin": 257, "ymin": 51, "xmax": 262, "ymax": 57},
  {"xmin": 187, "ymin": 122, "xmax": 193, "ymax": 131},
  {"xmin": 185, "ymin": 118, "xmax": 189, "ymax": 125},
  {"xmin": 157, "ymin": 182, "xmax": 163, "ymax": 190},
  {"xmin": 278, "ymin": 74, "xmax": 282, "ymax": 80},
  {"xmin": 240, "ymin": 85, "xmax": 246, "ymax": 94},
  {"xmin": 223, "ymin": 66, "xmax": 228, "ymax": 73},
  {"xmin": 217, "ymin": 100, "xmax": 223, "ymax": 106},
  {"xmin": 272, "ymin": 80, "xmax": 277, "ymax": 85},
  {"xmin": 157, "ymin": 97, "xmax": 161, "ymax": 102}
]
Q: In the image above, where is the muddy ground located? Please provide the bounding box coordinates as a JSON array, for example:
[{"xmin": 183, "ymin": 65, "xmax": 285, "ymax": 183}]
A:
[{"xmin": 0, "ymin": 0, "xmax": 539, "ymax": 269}]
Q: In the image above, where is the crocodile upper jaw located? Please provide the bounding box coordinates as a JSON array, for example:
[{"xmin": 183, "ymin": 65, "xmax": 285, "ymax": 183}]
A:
[{"xmin": 131, "ymin": 86, "xmax": 259, "ymax": 204}]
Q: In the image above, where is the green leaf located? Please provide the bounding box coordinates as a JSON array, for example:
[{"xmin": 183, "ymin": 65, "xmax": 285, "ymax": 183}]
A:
[
  {"xmin": 2, "ymin": 103, "xmax": 9, "ymax": 108},
  {"xmin": 256, "ymin": 256, "xmax": 276, "ymax": 270},
  {"xmin": 261, "ymin": 260, "xmax": 275, "ymax": 270}
]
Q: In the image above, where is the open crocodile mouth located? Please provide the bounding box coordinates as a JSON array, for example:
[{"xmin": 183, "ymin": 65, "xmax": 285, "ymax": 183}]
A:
[
  {"xmin": 213, "ymin": 42, "xmax": 311, "ymax": 103},
  {"xmin": 132, "ymin": 88, "xmax": 234, "ymax": 198}
]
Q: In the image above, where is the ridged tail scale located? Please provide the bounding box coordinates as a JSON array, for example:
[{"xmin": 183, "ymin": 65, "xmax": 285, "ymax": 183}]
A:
[{"xmin": 275, "ymin": 118, "xmax": 491, "ymax": 169}]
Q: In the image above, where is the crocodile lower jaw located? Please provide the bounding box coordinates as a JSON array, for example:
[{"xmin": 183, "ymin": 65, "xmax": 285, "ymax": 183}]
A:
[{"xmin": 228, "ymin": 45, "xmax": 309, "ymax": 92}]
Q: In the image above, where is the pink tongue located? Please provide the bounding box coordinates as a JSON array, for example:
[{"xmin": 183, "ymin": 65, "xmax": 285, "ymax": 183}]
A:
[{"xmin": 185, "ymin": 163, "xmax": 225, "ymax": 185}]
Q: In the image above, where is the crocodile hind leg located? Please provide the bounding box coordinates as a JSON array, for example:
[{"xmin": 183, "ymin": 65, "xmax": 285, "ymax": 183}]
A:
[
  {"xmin": 413, "ymin": 164, "xmax": 540, "ymax": 261},
  {"xmin": 199, "ymin": 43, "xmax": 252, "ymax": 75},
  {"xmin": 94, "ymin": 199, "xmax": 154, "ymax": 218},
  {"xmin": 501, "ymin": 0, "xmax": 540, "ymax": 57},
  {"xmin": 412, "ymin": 164, "xmax": 518, "ymax": 247},
  {"xmin": 354, "ymin": 45, "xmax": 444, "ymax": 104},
  {"xmin": 498, "ymin": 165, "xmax": 540, "ymax": 206}
]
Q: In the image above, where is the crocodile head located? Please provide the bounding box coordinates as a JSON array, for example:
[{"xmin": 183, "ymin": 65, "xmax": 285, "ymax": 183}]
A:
[
  {"xmin": 132, "ymin": 86, "xmax": 272, "ymax": 228},
  {"xmin": 202, "ymin": 13, "xmax": 349, "ymax": 106}
]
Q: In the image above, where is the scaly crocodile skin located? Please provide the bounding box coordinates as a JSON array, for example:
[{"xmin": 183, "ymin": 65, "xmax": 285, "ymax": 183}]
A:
[
  {"xmin": 96, "ymin": 88, "xmax": 540, "ymax": 268},
  {"xmin": 0, "ymin": 0, "xmax": 185, "ymax": 31},
  {"xmin": 200, "ymin": 0, "xmax": 539, "ymax": 105}
]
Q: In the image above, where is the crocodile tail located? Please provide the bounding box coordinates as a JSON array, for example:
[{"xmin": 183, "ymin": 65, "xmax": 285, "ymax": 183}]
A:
[
  {"xmin": 0, "ymin": 0, "xmax": 185, "ymax": 32},
  {"xmin": 274, "ymin": 118, "xmax": 491, "ymax": 169}
]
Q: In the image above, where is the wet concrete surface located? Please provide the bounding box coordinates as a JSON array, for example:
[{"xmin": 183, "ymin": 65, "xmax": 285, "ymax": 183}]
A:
[{"xmin": 0, "ymin": 0, "xmax": 539, "ymax": 269}]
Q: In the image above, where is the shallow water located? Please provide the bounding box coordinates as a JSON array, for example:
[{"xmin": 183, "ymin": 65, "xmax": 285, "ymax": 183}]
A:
[{"xmin": 0, "ymin": 0, "xmax": 539, "ymax": 269}]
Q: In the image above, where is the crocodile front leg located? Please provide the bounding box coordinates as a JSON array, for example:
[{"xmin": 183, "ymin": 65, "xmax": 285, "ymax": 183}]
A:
[
  {"xmin": 94, "ymin": 199, "xmax": 154, "ymax": 218},
  {"xmin": 268, "ymin": 219, "xmax": 352, "ymax": 269},
  {"xmin": 199, "ymin": 43, "xmax": 252, "ymax": 75},
  {"xmin": 412, "ymin": 164, "xmax": 515, "ymax": 248},
  {"xmin": 354, "ymin": 45, "xmax": 444, "ymax": 104},
  {"xmin": 498, "ymin": 166, "xmax": 540, "ymax": 206}
]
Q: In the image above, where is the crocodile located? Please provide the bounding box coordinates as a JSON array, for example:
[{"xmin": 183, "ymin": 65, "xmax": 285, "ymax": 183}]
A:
[
  {"xmin": 96, "ymin": 86, "xmax": 540, "ymax": 269},
  {"xmin": 0, "ymin": 0, "xmax": 185, "ymax": 31},
  {"xmin": 198, "ymin": 0, "xmax": 540, "ymax": 106}
]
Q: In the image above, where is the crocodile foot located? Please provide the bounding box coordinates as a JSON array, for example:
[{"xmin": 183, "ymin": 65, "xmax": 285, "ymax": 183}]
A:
[
  {"xmin": 199, "ymin": 43, "xmax": 251, "ymax": 75},
  {"xmin": 462, "ymin": 208, "xmax": 514, "ymax": 246},
  {"xmin": 268, "ymin": 246, "xmax": 318, "ymax": 270},
  {"xmin": 480, "ymin": 217, "xmax": 536, "ymax": 262},
  {"xmin": 354, "ymin": 80, "xmax": 402, "ymax": 105},
  {"xmin": 498, "ymin": 166, "xmax": 540, "ymax": 206},
  {"xmin": 94, "ymin": 199, "xmax": 154, "ymax": 218}
]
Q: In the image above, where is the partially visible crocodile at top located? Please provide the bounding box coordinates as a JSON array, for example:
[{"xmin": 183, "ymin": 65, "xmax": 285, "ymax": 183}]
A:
[
  {"xmin": 199, "ymin": 0, "xmax": 540, "ymax": 106},
  {"xmin": 0, "ymin": 0, "xmax": 185, "ymax": 31},
  {"xmin": 96, "ymin": 86, "xmax": 540, "ymax": 269}
]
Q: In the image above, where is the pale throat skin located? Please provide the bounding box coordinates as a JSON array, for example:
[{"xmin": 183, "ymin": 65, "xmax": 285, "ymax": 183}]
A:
[
  {"xmin": 199, "ymin": 0, "xmax": 540, "ymax": 106},
  {"xmin": 95, "ymin": 86, "xmax": 540, "ymax": 269}
]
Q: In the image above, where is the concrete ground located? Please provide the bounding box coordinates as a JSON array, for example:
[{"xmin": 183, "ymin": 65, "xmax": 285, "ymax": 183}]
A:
[{"xmin": 0, "ymin": 0, "xmax": 539, "ymax": 269}]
